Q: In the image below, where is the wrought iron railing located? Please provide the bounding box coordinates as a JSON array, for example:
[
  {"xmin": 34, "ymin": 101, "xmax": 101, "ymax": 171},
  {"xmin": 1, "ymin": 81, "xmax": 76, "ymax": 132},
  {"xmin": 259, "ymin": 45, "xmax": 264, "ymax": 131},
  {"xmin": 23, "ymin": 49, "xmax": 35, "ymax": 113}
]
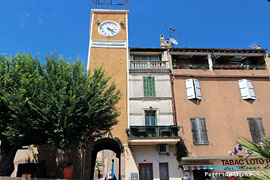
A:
[
  {"xmin": 213, "ymin": 64, "xmax": 266, "ymax": 70},
  {"xmin": 130, "ymin": 61, "xmax": 169, "ymax": 69},
  {"xmin": 172, "ymin": 64, "xmax": 267, "ymax": 70},
  {"xmin": 128, "ymin": 126, "xmax": 179, "ymax": 138},
  {"xmin": 173, "ymin": 64, "xmax": 209, "ymax": 70}
]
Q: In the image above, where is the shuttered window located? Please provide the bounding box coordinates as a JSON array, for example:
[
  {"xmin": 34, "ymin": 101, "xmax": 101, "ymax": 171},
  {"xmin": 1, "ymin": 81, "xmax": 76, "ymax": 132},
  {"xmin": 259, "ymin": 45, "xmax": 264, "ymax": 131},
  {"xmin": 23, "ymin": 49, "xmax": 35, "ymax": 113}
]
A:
[
  {"xmin": 190, "ymin": 118, "xmax": 209, "ymax": 144},
  {"xmin": 248, "ymin": 118, "xmax": 265, "ymax": 143},
  {"xmin": 185, "ymin": 79, "xmax": 202, "ymax": 100},
  {"xmin": 143, "ymin": 77, "xmax": 156, "ymax": 97},
  {"xmin": 238, "ymin": 79, "xmax": 256, "ymax": 100},
  {"xmin": 134, "ymin": 55, "xmax": 160, "ymax": 61}
]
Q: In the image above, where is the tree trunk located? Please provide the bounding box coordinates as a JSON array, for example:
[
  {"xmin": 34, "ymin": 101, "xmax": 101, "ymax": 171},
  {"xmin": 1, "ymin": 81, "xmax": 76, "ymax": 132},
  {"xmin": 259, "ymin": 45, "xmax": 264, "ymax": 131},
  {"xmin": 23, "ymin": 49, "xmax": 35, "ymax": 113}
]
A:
[{"xmin": 0, "ymin": 137, "xmax": 20, "ymax": 176}]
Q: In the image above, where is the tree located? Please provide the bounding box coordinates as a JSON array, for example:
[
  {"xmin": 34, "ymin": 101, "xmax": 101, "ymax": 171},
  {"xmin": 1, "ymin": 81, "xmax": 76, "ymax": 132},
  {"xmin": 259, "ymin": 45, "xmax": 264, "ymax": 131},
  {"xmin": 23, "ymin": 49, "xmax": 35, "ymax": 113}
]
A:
[
  {"xmin": 0, "ymin": 53, "xmax": 120, "ymax": 176},
  {"xmin": 237, "ymin": 137, "xmax": 270, "ymax": 180}
]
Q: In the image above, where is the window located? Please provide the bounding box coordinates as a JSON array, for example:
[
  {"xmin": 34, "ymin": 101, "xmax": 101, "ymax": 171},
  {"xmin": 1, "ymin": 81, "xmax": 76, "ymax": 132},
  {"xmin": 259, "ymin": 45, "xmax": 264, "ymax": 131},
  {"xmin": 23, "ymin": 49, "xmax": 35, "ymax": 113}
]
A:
[
  {"xmin": 190, "ymin": 118, "xmax": 208, "ymax": 144},
  {"xmin": 248, "ymin": 118, "xmax": 265, "ymax": 143},
  {"xmin": 143, "ymin": 77, "xmax": 156, "ymax": 97},
  {"xmin": 145, "ymin": 111, "xmax": 156, "ymax": 126},
  {"xmin": 238, "ymin": 79, "xmax": 256, "ymax": 100},
  {"xmin": 185, "ymin": 79, "xmax": 202, "ymax": 100},
  {"xmin": 134, "ymin": 55, "xmax": 160, "ymax": 61}
]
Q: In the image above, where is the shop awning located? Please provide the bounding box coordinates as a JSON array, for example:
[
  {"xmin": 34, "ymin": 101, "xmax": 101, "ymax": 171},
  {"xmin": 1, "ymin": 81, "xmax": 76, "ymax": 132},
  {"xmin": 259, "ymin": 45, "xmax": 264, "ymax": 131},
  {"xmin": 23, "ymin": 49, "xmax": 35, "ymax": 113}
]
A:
[{"xmin": 182, "ymin": 164, "xmax": 213, "ymax": 171}]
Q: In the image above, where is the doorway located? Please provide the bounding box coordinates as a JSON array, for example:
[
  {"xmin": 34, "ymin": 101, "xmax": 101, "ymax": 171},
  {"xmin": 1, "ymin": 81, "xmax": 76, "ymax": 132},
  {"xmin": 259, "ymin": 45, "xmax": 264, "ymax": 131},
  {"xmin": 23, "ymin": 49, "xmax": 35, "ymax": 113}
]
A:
[
  {"xmin": 139, "ymin": 163, "xmax": 153, "ymax": 180},
  {"xmin": 193, "ymin": 170, "xmax": 210, "ymax": 180}
]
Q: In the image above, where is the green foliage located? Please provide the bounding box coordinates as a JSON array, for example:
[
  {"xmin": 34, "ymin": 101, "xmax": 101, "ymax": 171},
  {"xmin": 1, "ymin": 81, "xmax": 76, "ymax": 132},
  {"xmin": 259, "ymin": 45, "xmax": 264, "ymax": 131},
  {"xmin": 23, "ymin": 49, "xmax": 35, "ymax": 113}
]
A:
[
  {"xmin": 237, "ymin": 137, "xmax": 270, "ymax": 159},
  {"xmin": 237, "ymin": 137, "xmax": 270, "ymax": 180},
  {"xmin": 0, "ymin": 53, "xmax": 120, "ymax": 149},
  {"xmin": 175, "ymin": 140, "xmax": 188, "ymax": 167}
]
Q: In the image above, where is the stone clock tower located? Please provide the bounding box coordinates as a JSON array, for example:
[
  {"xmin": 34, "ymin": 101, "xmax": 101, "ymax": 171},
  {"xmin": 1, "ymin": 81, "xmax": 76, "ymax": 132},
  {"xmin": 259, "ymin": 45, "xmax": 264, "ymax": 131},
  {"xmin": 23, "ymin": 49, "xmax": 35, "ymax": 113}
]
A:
[
  {"xmin": 87, "ymin": 8, "xmax": 129, "ymax": 143},
  {"xmin": 87, "ymin": 9, "xmax": 129, "ymax": 179}
]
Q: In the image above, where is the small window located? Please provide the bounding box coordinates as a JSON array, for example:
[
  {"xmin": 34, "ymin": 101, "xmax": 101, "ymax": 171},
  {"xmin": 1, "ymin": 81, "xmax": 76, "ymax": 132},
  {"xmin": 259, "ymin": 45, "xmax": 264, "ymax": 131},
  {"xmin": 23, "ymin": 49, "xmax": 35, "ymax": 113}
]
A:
[
  {"xmin": 248, "ymin": 118, "xmax": 265, "ymax": 143},
  {"xmin": 190, "ymin": 118, "xmax": 208, "ymax": 144},
  {"xmin": 145, "ymin": 111, "xmax": 156, "ymax": 126},
  {"xmin": 134, "ymin": 55, "xmax": 160, "ymax": 61},
  {"xmin": 185, "ymin": 79, "xmax": 202, "ymax": 100},
  {"xmin": 238, "ymin": 79, "xmax": 256, "ymax": 100},
  {"xmin": 143, "ymin": 77, "xmax": 156, "ymax": 97}
]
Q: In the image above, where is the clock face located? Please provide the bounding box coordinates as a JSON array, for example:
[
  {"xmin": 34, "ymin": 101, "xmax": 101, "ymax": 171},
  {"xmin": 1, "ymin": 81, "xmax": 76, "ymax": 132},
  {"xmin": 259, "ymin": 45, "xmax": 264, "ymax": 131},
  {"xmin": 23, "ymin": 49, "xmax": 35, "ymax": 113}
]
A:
[{"xmin": 98, "ymin": 21, "xmax": 121, "ymax": 37}]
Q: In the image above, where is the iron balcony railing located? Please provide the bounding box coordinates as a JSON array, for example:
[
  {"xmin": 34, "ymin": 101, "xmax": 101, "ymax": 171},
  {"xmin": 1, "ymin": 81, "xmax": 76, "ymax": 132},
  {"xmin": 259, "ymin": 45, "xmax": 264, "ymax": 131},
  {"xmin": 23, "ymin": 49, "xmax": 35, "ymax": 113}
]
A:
[
  {"xmin": 130, "ymin": 61, "xmax": 169, "ymax": 69},
  {"xmin": 172, "ymin": 64, "xmax": 267, "ymax": 70},
  {"xmin": 128, "ymin": 125, "xmax": 179, "ymax": 138}
]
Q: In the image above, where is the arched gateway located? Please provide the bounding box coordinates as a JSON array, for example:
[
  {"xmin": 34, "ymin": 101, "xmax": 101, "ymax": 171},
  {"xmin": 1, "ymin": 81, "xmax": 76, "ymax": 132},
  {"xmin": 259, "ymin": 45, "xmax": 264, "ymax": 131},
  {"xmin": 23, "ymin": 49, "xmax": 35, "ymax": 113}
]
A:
[{"xmin": 90, "ymin": 137, "xmax": 124, "ymax": 180}]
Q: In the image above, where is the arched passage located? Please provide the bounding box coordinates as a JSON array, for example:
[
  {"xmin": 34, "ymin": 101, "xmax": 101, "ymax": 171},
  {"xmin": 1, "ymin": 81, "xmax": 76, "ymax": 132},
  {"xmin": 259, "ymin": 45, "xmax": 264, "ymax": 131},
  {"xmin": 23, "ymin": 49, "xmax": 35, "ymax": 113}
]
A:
[{"xmin": 90, "ymin": 137, "xmax": 123, "ymax": 180}]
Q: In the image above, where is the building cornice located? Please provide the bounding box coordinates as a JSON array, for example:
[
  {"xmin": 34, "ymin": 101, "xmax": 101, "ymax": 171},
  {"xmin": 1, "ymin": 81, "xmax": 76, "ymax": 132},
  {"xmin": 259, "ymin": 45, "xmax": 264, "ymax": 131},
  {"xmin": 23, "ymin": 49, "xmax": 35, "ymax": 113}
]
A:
[{"xmin": 91, "ymin": 9, "xmax": 129, "ymax": 14}]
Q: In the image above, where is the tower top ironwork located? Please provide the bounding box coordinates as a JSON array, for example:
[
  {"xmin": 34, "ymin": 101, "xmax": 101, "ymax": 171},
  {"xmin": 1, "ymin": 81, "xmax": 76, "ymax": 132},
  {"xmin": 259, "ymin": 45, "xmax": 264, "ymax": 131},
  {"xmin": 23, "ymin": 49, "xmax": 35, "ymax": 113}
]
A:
[{"xmin": 91, "ymin": 0, "xmax": 128, "ymax": 9}]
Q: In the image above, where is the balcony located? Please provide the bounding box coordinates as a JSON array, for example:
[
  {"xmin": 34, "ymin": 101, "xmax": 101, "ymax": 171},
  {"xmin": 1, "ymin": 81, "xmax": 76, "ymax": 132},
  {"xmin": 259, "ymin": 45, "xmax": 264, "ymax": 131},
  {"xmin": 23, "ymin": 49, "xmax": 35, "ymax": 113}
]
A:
[
  {"xmin": 172, "ymin": 64, "xmax": 267, "ymax": 70},
  {"xmin": 130, "ymin": 61, "xmax": 169, "ymax": 69},
  {"xmin": 128, "ymin": 125, "xmax": 179, "ymax": 138},
  {"xmin": 213, "ymin": 64, "xmax": 266, "ymax": 70},
  {"xmin": 128, "ymin": 126, "xmax": 180, "ymax": 145}
]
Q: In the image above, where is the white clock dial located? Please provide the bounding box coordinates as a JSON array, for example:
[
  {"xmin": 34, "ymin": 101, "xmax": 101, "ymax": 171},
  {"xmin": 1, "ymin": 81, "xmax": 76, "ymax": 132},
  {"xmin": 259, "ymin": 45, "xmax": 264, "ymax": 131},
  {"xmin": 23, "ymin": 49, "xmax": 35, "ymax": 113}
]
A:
[{"xmin": 98, "ymin": 21, "xmax": 120, "ymax": 37}]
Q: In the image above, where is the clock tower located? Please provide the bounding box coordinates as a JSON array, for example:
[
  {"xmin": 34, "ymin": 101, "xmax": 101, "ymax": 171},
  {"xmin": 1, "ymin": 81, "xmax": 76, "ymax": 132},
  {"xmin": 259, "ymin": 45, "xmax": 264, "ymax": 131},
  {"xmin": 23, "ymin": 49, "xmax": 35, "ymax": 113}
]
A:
[
  {"xmin": 87, "ymin": 9, "xmax": 129, "ymax": 179},
  {"xmin": 87, "ymin": 9, "xmax": 129, "ymax": 142}
]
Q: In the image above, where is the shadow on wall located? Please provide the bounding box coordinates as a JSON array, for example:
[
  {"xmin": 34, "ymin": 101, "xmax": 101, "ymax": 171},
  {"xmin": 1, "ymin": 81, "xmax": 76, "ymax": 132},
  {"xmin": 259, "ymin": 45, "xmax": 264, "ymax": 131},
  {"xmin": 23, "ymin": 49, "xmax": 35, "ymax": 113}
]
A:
[
  {"xmin": 37, "ymin": 145, "xmax": 83, "ymax": 179},
  {"xmin": 16, "ymin": 145, "xmax": 85, "ymax": 179}
]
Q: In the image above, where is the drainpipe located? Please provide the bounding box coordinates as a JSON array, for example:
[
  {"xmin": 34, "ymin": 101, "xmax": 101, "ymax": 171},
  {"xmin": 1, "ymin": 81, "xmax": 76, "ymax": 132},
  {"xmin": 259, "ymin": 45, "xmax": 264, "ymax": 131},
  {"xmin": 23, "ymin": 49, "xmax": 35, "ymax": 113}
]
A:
[
  {"xmin": 207, "ymin": 53, "xmax": 213, "ymax": 71},
  {"xmin": 264, "ymin": 53, "xmax": 270, "ymax": 79},
  {"xmin": 168, "ymin": 49, "xmax": 177, "ymax": 126}
]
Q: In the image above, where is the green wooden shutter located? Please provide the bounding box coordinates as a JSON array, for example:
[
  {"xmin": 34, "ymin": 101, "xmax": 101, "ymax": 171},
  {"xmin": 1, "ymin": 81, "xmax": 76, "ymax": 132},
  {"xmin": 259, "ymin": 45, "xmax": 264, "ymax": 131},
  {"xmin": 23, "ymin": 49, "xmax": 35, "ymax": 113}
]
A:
[
  {"xmin": 143, "ymin": 77, "xmax": 147, "ymax": 96},
  {"xmin": 143, "ymin": 77, "xmax": 156, "ymax": 97},
  {"xmin": 151, "ymin": 77, "xmax": 156, "ymax": 96}
]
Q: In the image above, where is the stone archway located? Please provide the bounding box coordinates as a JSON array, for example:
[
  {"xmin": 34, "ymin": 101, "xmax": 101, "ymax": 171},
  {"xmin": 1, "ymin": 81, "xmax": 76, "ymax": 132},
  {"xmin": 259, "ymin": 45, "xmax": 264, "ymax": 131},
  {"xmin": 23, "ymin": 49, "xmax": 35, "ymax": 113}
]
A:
[{"xmin": 90, "ymin": 137, "xmax": 123, "ymax": 180}]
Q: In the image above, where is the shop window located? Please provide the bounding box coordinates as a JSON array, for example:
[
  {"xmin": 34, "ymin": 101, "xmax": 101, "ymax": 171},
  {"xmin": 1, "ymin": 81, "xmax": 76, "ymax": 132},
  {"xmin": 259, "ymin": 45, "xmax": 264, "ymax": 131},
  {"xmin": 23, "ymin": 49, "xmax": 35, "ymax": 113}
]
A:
[
  {"xmin": 248, "ymin": 118, "xmax": 265, "ymax": 143},
  {"xmin": 143, "ymin": 77, "xmax": 156, "ymax": 97},
  {"xmin": 145, "ymin": 111, "xmax": 156, "ymax": 126},
  {"xmin": 238, "ymin": 79, "xmax": 256, "ymax": 100},
  {"xmin": 185, "ymin": 79, "xmax": 202, "ymax": 100},
  {"xmin": 190, "ymin": 118, "xmax": 209, "ymax": 144}
]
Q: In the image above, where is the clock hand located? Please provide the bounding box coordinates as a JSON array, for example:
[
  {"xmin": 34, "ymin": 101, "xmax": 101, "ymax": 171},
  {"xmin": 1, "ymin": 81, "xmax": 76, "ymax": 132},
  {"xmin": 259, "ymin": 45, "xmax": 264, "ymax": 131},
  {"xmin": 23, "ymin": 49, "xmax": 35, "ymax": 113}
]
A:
[{"xmin": 107, "ymin": 27, "xmax": 115, "ymax": 33}]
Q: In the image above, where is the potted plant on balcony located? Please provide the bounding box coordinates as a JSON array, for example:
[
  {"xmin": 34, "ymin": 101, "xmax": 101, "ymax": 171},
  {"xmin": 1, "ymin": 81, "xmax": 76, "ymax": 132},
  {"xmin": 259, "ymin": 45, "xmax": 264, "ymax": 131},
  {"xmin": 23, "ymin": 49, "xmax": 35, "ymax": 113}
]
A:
[
  {"xmin": 213, "ymin": 65, "xmax": 220, "ymax": 69},
  {"xmin": 222, "ymin": 65, "xmax": 231, "ymax": 70}
]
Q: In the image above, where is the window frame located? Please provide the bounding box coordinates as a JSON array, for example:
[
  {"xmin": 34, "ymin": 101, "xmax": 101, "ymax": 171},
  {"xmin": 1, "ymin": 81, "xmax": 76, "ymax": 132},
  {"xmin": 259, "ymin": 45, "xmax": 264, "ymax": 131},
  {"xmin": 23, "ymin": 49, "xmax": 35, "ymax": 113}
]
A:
[
  {"xmin": 190, "ymin": 118, "xmax": 209, "ymax": 145},
  {"xmin": 145, "ymin": 110, "xmax": 157, "ymax": 126},
  {"xmin": 247, "ymin": 118, "xmax": 265, "ymax": 144},
  {"xmin": 134, "ymin": 55, "xmax": 161, "ymax": 61},
  {"xmin": 238, "ymin": 79, "xmax": 256, "ymax": 100},
  {"xmin": 185, "ymin": 79, "xmax": 202, "ymax": 100}
]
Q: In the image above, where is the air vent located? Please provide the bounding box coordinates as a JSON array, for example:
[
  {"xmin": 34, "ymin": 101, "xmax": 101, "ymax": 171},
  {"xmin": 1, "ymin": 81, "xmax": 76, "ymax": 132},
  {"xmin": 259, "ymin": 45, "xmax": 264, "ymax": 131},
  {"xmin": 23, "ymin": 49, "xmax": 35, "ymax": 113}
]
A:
[{"xmin": 157, "ymin": 144, "xmax": 169, "ymax": 153}]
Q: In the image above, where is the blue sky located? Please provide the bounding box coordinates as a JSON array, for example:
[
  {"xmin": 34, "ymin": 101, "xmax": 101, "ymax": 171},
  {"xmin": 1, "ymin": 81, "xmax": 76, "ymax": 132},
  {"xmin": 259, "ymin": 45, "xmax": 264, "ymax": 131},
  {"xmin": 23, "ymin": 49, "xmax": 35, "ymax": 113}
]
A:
[{"xmin": 0, "ymin": 0, "xmax": 269, "ymax": 65}]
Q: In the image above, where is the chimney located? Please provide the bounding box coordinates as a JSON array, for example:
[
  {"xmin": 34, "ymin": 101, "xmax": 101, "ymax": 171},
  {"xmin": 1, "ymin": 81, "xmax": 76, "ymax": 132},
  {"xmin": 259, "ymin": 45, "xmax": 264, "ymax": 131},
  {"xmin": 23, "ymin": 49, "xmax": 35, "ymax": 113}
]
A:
[
  {"xmin": 160, "ymin": 35, "xmax": 165, "ymax": 48},
  {"xmin": 160, "ymin": 35, "xmax": 172, "ymax": 48}
]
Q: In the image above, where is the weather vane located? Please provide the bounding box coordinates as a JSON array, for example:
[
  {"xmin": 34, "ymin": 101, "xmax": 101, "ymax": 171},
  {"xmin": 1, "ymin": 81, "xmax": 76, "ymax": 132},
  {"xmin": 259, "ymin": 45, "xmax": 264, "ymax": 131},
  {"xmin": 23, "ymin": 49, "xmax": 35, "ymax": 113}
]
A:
[{"xmin": 91, "ymin": 0, "xmax": 128, "ymax": 9}]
